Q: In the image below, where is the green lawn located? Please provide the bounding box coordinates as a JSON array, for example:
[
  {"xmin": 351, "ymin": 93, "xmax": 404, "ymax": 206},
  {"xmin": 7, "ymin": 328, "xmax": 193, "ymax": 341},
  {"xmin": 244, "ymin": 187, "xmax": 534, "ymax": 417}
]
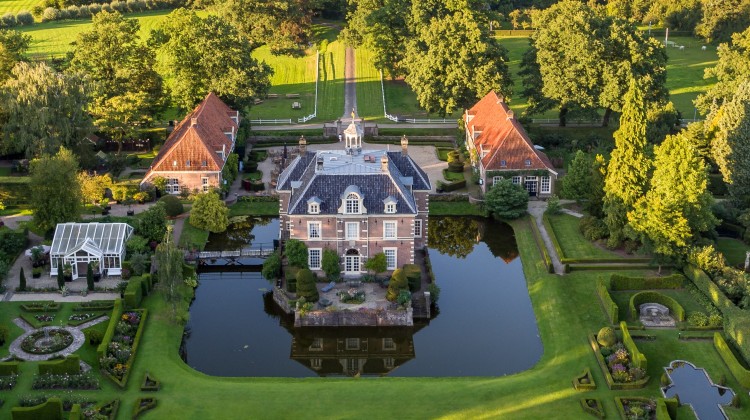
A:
[
  {"xmin": 610, "ymin": 288, "xmax": 707, "ymax": 323},
  {"xmin": 315, "ymin": 38, "xmax": 346, "ymax": 121},
  {"xmin": 355, "ymin": 46, "xmax": 385, "ymax": 120},
  {"xmin": 0, "ymin": 0, "xmax": 36, "ymax": 15},
  {"xmin": 18, "ymin": 10, "xmax": 173, "ymax": 58},
  {"xmin": 657, "ymin": 35, "xmax": 718, "ymax": 119},
  {"xmin": 1, "ymin": 217, "xmax": 749, "ymax": 418},
  {"xmin": 428, "ymin": 201, "xmax": 487, "ymax": 217},
  {"xmin": 716, "ymin": 237, "xmax": 750, "ymax": 267},
  {"xmin": 546, "ymin": 213, "xmax": 623, "ymax": 260},
  {"xmin": 228, "ymin": 200, "xmax": 279, "ymax": 217},
  {"xmin": 442, "ymin": 169, "xmax": 465, "ymax": 182},
  {"xmin": 178, "ymin": 219, "xmax": 209, "ymax": 251}
]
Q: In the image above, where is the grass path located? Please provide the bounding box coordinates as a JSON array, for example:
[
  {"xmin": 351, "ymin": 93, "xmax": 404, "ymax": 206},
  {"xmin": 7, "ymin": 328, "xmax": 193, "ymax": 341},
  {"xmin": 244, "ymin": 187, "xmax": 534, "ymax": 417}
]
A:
[{"xmin": 355, "ymin": 47, "xmax": 385, "ymax": 120}]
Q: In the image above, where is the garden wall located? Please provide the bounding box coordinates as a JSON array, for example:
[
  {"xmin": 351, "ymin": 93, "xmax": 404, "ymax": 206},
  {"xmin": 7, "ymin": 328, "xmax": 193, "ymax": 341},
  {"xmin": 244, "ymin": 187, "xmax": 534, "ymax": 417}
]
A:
[
  {"xmin": 272, "ymin": 287, "xmax": 294, "ymax": 314},
  {"xmin": 295, "ymin": 308, "xmax": 413, "ymax": 327}
]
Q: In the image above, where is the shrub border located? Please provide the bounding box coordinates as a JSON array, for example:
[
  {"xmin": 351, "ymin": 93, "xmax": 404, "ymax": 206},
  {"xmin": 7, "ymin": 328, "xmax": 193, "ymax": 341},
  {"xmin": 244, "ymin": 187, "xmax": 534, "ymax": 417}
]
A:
[
  {"xmin": 20, "ymin": 302, "xmax": 60, "ymax": 312},
  {"xmin": 589, "ymin": 333, "xmax": 650, "ymax": 390},
  {"xmin": 614, "ymin": 397, "xmax": 657, "ymax": 420},
  {"xmin": 714, "ymin": 332, "xmax": 750, "ymax": 388},
  {"xmin": 132, "ymin": 397, "xmax": 157, "ymax": 418},
  {"xmin": 579, "ymin": 398, "xmax": 605, "ymax": 418},
  {"xmin": 596, "ymin": 279, "xmax": 618, "ymax": 325},
  {"xmin": 96, "ymin": 299, "xmax": 123, "ymax": 361},
  {"xmin": 573, "ymin": 368, "xmax": 597, "ymax": 391},
  {"xmin": 529, "ymin": 217, "xmax": 554, "ymax": 273},
  {"xmin": 628, "ymin": 291, "xmax": 685, "ymax": 322},
  {"xmin": 101, "ymin": 309, "xmax": 148, "ymax": 388},
  {"xmin": 620, "ymin": 321, "xmax": 647, "ymax": 370},
  {"xmin": 66, "ymin": 312, "xmax": 106, "ymax": 327},
  {"xmin": 609, "ymin": 273, "xmax": 685, "ymax": 291}
]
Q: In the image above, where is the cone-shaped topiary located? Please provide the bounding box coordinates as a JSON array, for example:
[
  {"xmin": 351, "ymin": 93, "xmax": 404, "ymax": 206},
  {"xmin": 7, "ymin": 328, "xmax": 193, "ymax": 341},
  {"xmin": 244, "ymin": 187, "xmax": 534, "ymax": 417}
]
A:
[
  {"xmin": 597, "ymin": 326, "xmax": 616, "ymax": 348},
  {"xmin": 296, "ymin": 268, "xmax": 319, "ymax": 302},
  {"xmin": 57, "ymin": 262, "xmax": 64, "ymax": 289},
  {"xmin": 86, "ymin": 263, "xmax": 94, "ymax": 291},
  {"xmin": 19, "ymin": 267, "xmax": 26, "ymax": 291},
  {"xmin": 387, "ymin": 268, "xmax": 408, "ymax": 301}
]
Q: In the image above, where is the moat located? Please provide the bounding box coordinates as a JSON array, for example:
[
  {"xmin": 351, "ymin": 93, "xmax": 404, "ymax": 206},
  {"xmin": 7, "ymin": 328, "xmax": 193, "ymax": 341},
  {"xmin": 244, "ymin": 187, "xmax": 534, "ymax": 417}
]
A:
[{"xmin": 183, "ymin": 216, "xmax": 543, "ymax": 377}]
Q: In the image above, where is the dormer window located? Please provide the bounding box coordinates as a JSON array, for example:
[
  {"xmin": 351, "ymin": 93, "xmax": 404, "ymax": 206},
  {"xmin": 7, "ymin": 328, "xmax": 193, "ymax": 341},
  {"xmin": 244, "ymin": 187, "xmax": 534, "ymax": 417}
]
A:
[
  {"xmin": 385, "ymin": 203, "xmax": 396, "ymax": 213},
  {"xmin": 186, "ymin": 160, "xmax": 191, "ymax": 167},
  {"xmin": 173, "ymin": 160, "xmax": 177, "ymax": 167},
  {"xmin": 202, "ymin": 160, "xmax": 208, "ymax": 167},
  {"xmin": 309, "ymin": 203, "xmax": 319, "ymax": 214},
  {"xmin": 525, "ymin": 158, "xmax": 532, "ymax": 167},
  {"xmin": 217, "ymin": 151, "xmax": 224, "ymax": 160},
  {"xmin": 345, "ymin": 193, "xmax": 360, "ymax": 214},
  {"xmin": 383, "ymin": 196, "xmax": 397, "ymax": 214},
  {"xmin": 500, "ymin": 160, "xmax": 507, "ymax": 167}
]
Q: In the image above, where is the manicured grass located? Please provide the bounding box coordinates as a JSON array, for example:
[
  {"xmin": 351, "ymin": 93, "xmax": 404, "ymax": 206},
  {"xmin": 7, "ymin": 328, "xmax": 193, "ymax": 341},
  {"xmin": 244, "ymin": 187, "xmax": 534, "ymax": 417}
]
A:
[
  {"xmin": 546, "ymin": 213, "xmax": 622, "ymax": 260},
  {"xmin": 428, "ymin": 201, "xmax": 486, "ymax": 217},
  {"xmin": 243, "ymin": 172, "xmax": 262, "ymax": 181},
  {"xmin": 0, "ymin": 0, "xmax": 36, "ymax": 15},
  {"xmin": 316, "ymin": 38, "xmax": 346, "ymax": 121},
  {"xmin": 19, "ymin": 10, "xmax": 173, "ymax": 58},
  {"xmin": 382, "ymin": 77, "xmax": 461, "ymax": 120},
  {"xmin": 0, "ymin": 167, "xmax": 12, "ymax": 176},
  {"xmin": 442, "ymin": 169, "xmax": 465, "ymax": 182},
  {"xmin": 657, "ymin": 35, "xmax": 718, "ymax": 119},
  {"xmin": 716, "ymin": 237, "xmax": 750, "ymax": 268},
  {"xmin": 178, "ymin": 220, "xmax": 209, "ymax": 251},
  {"xmin": 610, "ymin": 288, "xmax": 706, "ymax": 323},
  {"xmin": 378, "ymin": 127, "xmax": 457, "ymax": 136},
  {"xmin": 436, "ymin": 147, "xmax": 454, "ymax": 161},
  {"xmin": 355, "ymin": 46, "xmax": 385, "ymax": 120},
  {"xmin": 0, "ymin": 205, "xmax": 32, "ymax": 217},
  {"xmin": 228, "ymin": 200, "xmax": 279, "ymax": 217}
]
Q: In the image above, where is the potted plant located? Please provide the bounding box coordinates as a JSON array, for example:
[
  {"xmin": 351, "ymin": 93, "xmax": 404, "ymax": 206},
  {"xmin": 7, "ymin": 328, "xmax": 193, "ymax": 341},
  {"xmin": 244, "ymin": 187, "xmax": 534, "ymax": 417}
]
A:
[
  {"xmin": 30, "ymin": 246, "xmax": 43, "ymax": 268},
  {"xmin": 63, "ymin": 263, "xmax": 73, "ymax": 282},
  {"xmin": 91, "ymin": 260, "xmax": 101, "ymax": 282},
  {"xmin": 32, "ymin": 267, "xmax": 42, "ymax": 278}
]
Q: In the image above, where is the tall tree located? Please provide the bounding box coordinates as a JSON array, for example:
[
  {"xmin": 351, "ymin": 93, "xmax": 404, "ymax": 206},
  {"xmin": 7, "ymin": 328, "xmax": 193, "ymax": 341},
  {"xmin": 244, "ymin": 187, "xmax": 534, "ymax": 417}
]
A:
[
  {"xmin": 603, "ymin": 79, "xmax": 652, "ymax": 247},
  {"xmin": 0, "ymin": 29, "xmax": 30, "ymax": 84},
  {"xmin": 67, "ymin": 11, "xmax": 165, "ymax": 151},
  {"xmin": 29, "ymin": 148, "xmax": 81, "ymax": 233},
  {"xmin": 532, "ymin": 0, "xmax": 667, "ymax": 126},
  {"xmin": 221, "ymin": 0, "xmax": 312, "ymax": 56},
  {"xmin": 78, "ymin": 172, "xmax": 113, "ymax": 205},
  {"xmin": 561, "ymin": 150, "xmax": 592, "ymax": 201},
  {"xmin": 1, "ymin": 62, "xmax": 92, "ymax": 157},
  {"xmin": 696, "ymin": 27, "xmax": 750, "ymax": 114},
  {"xmin": 151, "ymin": 8, "xmax": 272, "ymax": 112},
  {"xmin": 696, "ymin": 0, "xmax": 750, "ymax": 43},
  {"xmin": 156, "ymin": 225, "xmax": 185, "ymax": 319},
  {"xmin": 189, "ymin": 192, "xmax": 229, "ymax": 233},
  {"xmin": 629, "ymin": 131, "xmax": 718, "ymax": 258},
  {"xmin": 404, "ymin": 10, "xmax": 511, "ymax": 116},
  {"xmin": 711, "ymin": 80, "xmax": 750, "ymax": 207}
]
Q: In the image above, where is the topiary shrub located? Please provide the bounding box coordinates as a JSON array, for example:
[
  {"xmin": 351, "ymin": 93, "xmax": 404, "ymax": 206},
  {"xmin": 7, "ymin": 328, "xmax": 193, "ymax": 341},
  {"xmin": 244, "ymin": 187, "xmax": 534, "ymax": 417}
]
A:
[
  {"xmin": 387, "ymin": 268, "xmax": 408, "ymax": 301},
  {"xmin": 285, "ymin": 239, "xmax": 308, "ymax": 268},
  {"xmin": 158, "ymin": 195, "xmax": 184, "ymax": 217},
  {"xmin": 597, "ymin": 326, "xmax": 616, "ymax": 348},
  {"xmin": 295, "ymin": 268, "xmax": 318, "ymax": 302},
  {"xmin": 85, "ymin": 329, "xmax": 103, "ymax": 346}
]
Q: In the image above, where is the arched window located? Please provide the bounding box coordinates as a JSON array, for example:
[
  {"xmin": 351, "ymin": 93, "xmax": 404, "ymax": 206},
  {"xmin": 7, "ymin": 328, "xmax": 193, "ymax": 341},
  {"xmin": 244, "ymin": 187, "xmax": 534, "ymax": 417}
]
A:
[{"xmin": 345, "ymin": 193, "xmax": 360, "ymax": 214}]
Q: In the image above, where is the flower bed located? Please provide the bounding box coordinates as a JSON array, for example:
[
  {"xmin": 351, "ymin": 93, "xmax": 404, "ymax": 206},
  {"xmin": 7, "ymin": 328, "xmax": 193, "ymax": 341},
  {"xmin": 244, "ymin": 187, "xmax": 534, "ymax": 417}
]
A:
[
  {"xmin": 615, "ymin": 397, "xmax": 657, "ymax": 420},
  {"xmin": 34, "ymin": 314, "xmax": 55, "ymax": 323},
  {"xmin": 21, "ymin": 329, "xmax": 74, "ymax": 354},
  {"xmin": 589, "ymin": 334, "xmax": 650, "ymax": 390},
  {"xmin": 0, "ymin": 374, "xmax": 18, "ymax": 390},
  {"xmin": 339, "ymin": 288, "xmax": 366, "ymax": 304},
  {"xmin": 67, "ymin": 312, "xmax": 106, "ymax": 326},
  {"xmin": 84, "ymin": 399, "xmax": 119, "ymax": 420},
  {"xmin": 31, "ymin": 372, "xmax": 99, "ymax": 390},
  {"xmin": 99, "ymin": 310, "xmax": 147, "ymax": 387},
  {"xmin": 17, "ymin": 394, "xmax": 95, "ymax": 411}
]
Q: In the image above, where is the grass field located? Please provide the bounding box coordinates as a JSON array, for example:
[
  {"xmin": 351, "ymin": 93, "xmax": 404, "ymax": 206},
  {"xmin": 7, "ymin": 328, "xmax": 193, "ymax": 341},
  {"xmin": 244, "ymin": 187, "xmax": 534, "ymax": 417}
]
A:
[
  {"xmin": 18, "ymin": 10, "xmax": 173, "ymax": 58},
  {"xmin": 610, "ymin": 288, "xmax": 706, "ymax": 322},
  {"xmin": 546, "ymin": 213, "xmax": 624, "ymax": 260},
  {"xmin": 354, "ymin": 46, "xmax": 384, "ymax": 120},
  {"xmin": 0, "ymin": 0, "xmax": 36, "ymax": 15},
  {"xmin": 716, "ymin": 237, "xmax": 750, "ymax": 267}
]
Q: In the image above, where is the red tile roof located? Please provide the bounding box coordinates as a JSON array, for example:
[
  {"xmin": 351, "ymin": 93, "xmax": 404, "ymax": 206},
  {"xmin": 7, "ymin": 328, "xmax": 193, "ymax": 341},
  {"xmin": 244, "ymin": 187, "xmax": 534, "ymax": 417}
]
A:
[
  {"xmin": 465, "ymin": 91, "xmax": 556, "ymax": 174},
  {"xmin": 147, "ymin": 93, "xmax": 238, "ymax": 174}
]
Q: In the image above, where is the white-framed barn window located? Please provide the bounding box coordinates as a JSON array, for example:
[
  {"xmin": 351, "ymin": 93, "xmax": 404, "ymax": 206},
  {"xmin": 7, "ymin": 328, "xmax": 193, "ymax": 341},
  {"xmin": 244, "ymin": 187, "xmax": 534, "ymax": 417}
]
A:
[
  {"xmin": 308, "ymin": 248, "xmax": 321, "ymax": 269},
  {"xmin": 167, "ymin": 178, "xmax": 180, "ymax": 194},
  {"xmin": 384, "ymin": 248, "xmax": 397, "ymax": 270},
  {"xmin": 541, "ymin": 176, "xmax": 551, "ymax": 193},
  {"xmin": 308, "ymin": 222, "xmax": 321, "ymax": 239},
  {"xmin": 383, "ymin": 221, "xmax": 397, "ymax": 239},
  {"xmin": 346, "ymin": 222, "xmax": 359, "ymax": 240}
]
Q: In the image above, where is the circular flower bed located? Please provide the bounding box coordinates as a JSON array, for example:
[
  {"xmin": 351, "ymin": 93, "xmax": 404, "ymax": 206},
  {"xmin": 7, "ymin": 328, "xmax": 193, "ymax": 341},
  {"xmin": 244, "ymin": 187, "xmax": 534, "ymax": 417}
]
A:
[{"xmin": 20, "ymin": 329, "xmax": 74, "ymax": 354}]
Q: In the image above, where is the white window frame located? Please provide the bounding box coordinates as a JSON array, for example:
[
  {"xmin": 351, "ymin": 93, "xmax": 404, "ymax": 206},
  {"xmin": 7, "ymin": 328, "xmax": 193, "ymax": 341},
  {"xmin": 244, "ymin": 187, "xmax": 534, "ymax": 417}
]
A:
[
  {"xmin": 201, "ymin": 177, "xmax": 209, "ymax": 193},
  {"xmin": 308, "ymin": 222, "xmax": 321, "ymax": 239},
  {"xmin": 541, "ymin": 176, "xmax": 551, "ymax": 194},
  {"xmin": 308, "ymin": 203, "xmax": 320, "ymax": 214},
  {"xmin": 492, "ymin": 176, "xmax": 503, "ymax": 186},
  {"xmin": 383, "ymin": 221, "xmax": 397, "ymax": 239},
  {"xmin": 512, "ymin": 176, "xmax": 522, "ymax": 185},
  {"xmin": 413, "ymin": 219, "xmax": 422, "ymax": 238},
  {"xmin": 384, "ymin": 248, "xmax": 397, "ymax": 270},
  {"xmin": 308, "ymin": 248, "xmax": 322, "ymax": 270},
  {"xmin": 525, "ymin": 158, "xmax": 532, "ymax": 167},
  {"xmin": 385, "ymin": 203, "xmax": 396, "ymax": 213},
  {"xmin": 346, "ymin": 222, "xmax": 359, "ymax": 240},
  {"xmin": 384, "ymin": 357, "xmax": 395, "ymax": 369},
  {"xmin": 345, "ymin": 193, "xmax": 360, "ymax": 214},
  {"xmin": 167, "ymin": 178, "xmax": 180, "ymax": 194}
]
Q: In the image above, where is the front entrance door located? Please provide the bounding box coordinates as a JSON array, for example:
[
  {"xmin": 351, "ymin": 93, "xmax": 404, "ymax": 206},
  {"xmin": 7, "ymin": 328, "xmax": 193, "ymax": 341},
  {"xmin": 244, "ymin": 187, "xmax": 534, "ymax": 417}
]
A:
[
  {"xmin": 344, "ymin": 249, "xmax": 360, "ymax": 273},
  {"xmin": 525, "ymin": 176, "xmax": 538, "ymax": 196}
]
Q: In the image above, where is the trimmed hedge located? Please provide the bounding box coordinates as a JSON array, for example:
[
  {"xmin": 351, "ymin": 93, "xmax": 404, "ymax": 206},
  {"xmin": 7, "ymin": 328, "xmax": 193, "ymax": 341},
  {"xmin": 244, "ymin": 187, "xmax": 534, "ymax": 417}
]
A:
[
  {"xmin": 563, "ymin": 257, "xmax": 652, "ymax": 264},
  {"xmin": 103, "ymin": 309, "xmax": 148, "ymax": 388},
  {"xmin": 620, "ymin": 321, "xmax": 647, "ymax": 370},
  {"xmin": 96, "ymin": 399, "xmax": 119, "ymax": 420},
  {"xmin": 569, "ymin": 264, "xmax": 655, "ymax": 272},
  {"xmin": 629, "ymin": 291, "xmax": 685, "ymax": 322},
  {"xmin": 542, "ymin": 214, "xmax": 565, "ymax": 261},
  {"xmin": 67, "ymin": 312, "xmax": 106, "ymax": 327},
  {"xmin": 529, "ymin": 218, "xmax": 554, "ymax": 273},
  {"xmin": 69, "ymin": 404, "xmax": 81, "ymax": 420},
  {"xmin": 124, "ymin": 277, "xmax": 144, "ymax": 308},
  {"xmin": 133, "ymin": 397, "xmax": 157, "ymax": 418},
  {"xmin": 714, "ymin": 333, "xmax": 750, "ymax": 388},
  {"xmin": 579, "ymin": 398, "xmax": 604, "ymax": 418},
  {"xmin": 615, "ymin": 397, "xmax": 656, "ymax": 420},
  {"xmin": 403, "ymin": 264, "xmax": 421, "ymax": 292},
  {"xmin": 140, "ymin": 372, "xmax": 160, "ymax": 391},
  {"xmin": 684, "ymin": 265, "xmax": 750, "ymax": 361},
  {"xmin": 656, "ymin": 397, "xmax": 678, "ymax": 420},
  {"xmin": 97, "ymin": 299, "xmax": 123, "ymax": 360},
  {"xmin": 437, "ymin": 179, "xmax": 466, "ymax": 192},
  {"xmin": 74, "ymin": 301, "xmax": 114, "ymax": 311},
  {"xmin": 11, "ymin": 397, "xmax": 63, "ymax": 420},
  {"xmin": 38, "ymin": 356, "xmax": 80, "ymax": 375},
  {"xmin": 0, "ymin": 361, "xmax": 19, "ymax": 376},
  {"xmin": 589, "ymin": 334, "xmax": 649, "ymax": 390},
  {"xmin": 573, "ymin": 368, "xmax": 596, "ymax": 391},
  {"xmin": 610, "ymin": 273, "xmax": 685, "ymax": 290},
  {"xmin": 596, "ymin": 279, "xmax": 619, "ymax": 324},
  {"xmin": 20, "ymin": 302, "xmax": 60, "ymax": 312}
]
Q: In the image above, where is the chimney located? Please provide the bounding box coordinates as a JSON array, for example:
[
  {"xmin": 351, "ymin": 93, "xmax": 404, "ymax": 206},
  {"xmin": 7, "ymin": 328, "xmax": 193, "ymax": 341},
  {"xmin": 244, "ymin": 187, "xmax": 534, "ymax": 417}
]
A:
[
  {"xmin": 506, "ymin": 110, "xmax": 514, "ymax": 120},
  {"xmin": 299, "ymin": 135, "xmax": 307, "ymax": 155},
  {"xmin": 400, "ymin": 135, "xmax": 408, "ymax": 156},
  {"xmin": 381, "ymin": 154, "xmax": 389, "ymax": 172},
  {"xmin": 191, "ymin": 117, "xmax": 198, "ymax": 126}
]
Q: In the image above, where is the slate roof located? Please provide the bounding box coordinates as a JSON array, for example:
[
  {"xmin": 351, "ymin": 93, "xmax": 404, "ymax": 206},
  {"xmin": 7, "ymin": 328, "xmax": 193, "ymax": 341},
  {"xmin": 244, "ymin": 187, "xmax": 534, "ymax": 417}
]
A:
[
  {"xmin": 278, "ymin": 149, "xmax": 430, "ymax": 215},
  {"xmin": 465, "ymin": 91, "xmax": 557, "ymax": 174},
  {"xmin": 145, "ymin": 93, "xmax": 238, "ymax": 175}
]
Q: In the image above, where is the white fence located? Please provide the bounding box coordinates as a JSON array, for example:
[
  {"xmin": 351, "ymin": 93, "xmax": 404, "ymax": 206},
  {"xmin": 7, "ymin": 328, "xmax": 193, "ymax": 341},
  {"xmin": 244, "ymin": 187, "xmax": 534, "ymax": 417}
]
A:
[
  {"xmin": 403, "ymin": 118, "xmax": 454, "ymax": 124},
  {"xmin": 297, "ymin": 50, "xmax": 320, "ymax": 123},
  {"xmin": 250, "ymin": 119, "xmax": 292, "ymax": 124}
]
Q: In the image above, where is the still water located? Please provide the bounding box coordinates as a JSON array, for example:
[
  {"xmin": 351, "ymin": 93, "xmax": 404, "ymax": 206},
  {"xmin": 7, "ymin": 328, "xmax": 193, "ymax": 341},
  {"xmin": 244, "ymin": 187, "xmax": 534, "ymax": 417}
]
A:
[{"xmin": 184, "ymin": 217, "xmax": 543, "ymax": 377}]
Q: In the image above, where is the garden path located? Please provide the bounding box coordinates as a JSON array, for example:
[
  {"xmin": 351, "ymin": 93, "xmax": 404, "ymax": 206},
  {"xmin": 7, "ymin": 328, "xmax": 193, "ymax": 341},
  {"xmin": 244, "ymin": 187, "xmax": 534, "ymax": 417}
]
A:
[
  {"xmin": 527, "ymin": 200, "xmax": 565, "ymax": 275},
  {"xmin": 343, "ymin": 46, "xmax": 357, "ymax": 118},
  {"xmin": 8, "ymin": 315, "xmax": 108, "ymax": 361}
]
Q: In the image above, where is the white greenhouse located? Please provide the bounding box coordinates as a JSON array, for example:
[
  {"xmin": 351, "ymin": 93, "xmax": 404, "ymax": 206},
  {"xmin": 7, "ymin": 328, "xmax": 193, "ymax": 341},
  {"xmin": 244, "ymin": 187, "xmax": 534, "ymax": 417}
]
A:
[{"xmin": 50, "ymin": 222, "xmax": 134, "ymax": 279}]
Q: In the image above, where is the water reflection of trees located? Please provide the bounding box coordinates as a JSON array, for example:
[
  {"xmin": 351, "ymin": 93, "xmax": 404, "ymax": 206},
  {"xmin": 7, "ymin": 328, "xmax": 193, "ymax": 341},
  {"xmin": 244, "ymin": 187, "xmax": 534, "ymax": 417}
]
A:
[
  {"xmin": 480, "ymin": 220, "xmax": 519, "ymax": 263},
  {"xmin": 428, "ymin": 217, "xmax": 480, "ymax": 258}
]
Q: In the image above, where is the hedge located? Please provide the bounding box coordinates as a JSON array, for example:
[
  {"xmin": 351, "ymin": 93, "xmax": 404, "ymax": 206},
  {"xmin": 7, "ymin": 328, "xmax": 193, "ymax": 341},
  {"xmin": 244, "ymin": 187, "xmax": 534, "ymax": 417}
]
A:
[
  {"xmin": 596, "ymin": 279, "xmax": 619, "ymax": 324},
  {"xmin": 620, "ymin": 321, "xmax": 647, "ymax": 370},
  {"xmin": 589, "ymin": 334, "xmax": 649, "ymax": 390},
  {"xmin": 97, "ymin": 299, "xmax": 123, "ymax": 360},
  {"xmin": 403, "ymin": 264, "xmax": 421, "ymax": 292},
  {"xmin": 529, "ymin": 218, "xmax": 554, "ymax": 273},
  {"xmin": 714, "ymin": 333, "xmax": 750, "ymax": 388},
  {"xmin": 629, "ymin": 291, "xmax": 685, "ymax": 322},
  {"xmin": 124, "ymin": 277, "xmax": 143, "ymax": 308},
  {"xmin": 573, "ymin": 368, "xmax": 596, "ymax": 391},
  {"xmin": 38, "ymin": 355, "xmax": 80, "ymax": 375},
  {"xmin": 0, "ymin": 361, "xmax": 19, "ymax": 376},
  {"xmin": 20, "ymin": 302, "xmax": 60, "ymax": 312},
  {"xmin": 579, "ymin": 398, "xmax": 604, "ymax": 418},
  {"xmin": 615, "ymin": 397, "xmax": 656, "ymax": 420},
  {"xmin": 656, "ymin": 397, "xmax": 678, "ymax": 420},
  {"xmin": 103, "ymin": 309, "xmax": 148, "ymax": 388},
  {"xmin": 67, "ymin": 313, "xmax": 106, "ymax": 327},
  {"xmin": 74, "ymin": 301, "xmax": 114, "ymax": 311},
  {"xmin": 69, "ymin": 404, "xmax": 81, "ymax": 420},
  {"xmin": 133, "ymin": 397, "xmax": 157, "ymax": 418},
  {"xmin": 562, "ymin": 257, "xmax": 652, "ymax": 264},
  {"xmin": 569, "ymin": 264, "xmax": 655, "ymax": 272},
  {"xmin": 11, "ymin": 397, "xmax": 63, "ymax": 420},
  {"xmin": 684, "ymin": 265, "xmax": 750, "ymax": 361},
  {"xmin": 140, "ymin": 372, "xmax": 160, "ymax": 391},
  {"xmin": 96, "ymin": 399, "xmax": 119, "ymax": 420},
  {"xmin": 437, "ymin": 179, "xmax": 466, "ymax": 192},
  {"xmin": 542, "ymin": 213, "xmax": 565, "ymax": 260},
  {"xmin": 609, "ymin": 273, "xmax": 685, "ymax": 290}
]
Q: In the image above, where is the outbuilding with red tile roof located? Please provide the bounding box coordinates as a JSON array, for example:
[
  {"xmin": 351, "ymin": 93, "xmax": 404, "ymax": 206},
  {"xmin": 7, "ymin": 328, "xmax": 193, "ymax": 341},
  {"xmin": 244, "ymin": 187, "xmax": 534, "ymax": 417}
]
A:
[{"xmin": 464, "ymin": 91, "xmax": 558, "ymax": 196}]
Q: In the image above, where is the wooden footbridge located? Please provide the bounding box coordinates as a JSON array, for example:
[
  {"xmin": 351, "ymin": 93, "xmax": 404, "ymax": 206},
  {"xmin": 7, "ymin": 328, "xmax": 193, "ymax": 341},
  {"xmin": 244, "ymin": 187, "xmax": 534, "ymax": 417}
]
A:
[{"xmin": 194, "ymin": 241, "xmax": 278, "ymax": 267}]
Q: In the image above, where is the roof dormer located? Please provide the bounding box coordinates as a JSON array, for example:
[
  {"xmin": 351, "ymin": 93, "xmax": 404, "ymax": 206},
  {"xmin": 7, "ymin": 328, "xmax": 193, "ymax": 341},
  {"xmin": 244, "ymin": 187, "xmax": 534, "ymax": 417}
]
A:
[
  {"xmin": 307, "ymin": 196, "xmax": 321, "ymax": 214},
  {"xmin": 383, "ymin": 196, "xmax": 397, "ymax": 214}
]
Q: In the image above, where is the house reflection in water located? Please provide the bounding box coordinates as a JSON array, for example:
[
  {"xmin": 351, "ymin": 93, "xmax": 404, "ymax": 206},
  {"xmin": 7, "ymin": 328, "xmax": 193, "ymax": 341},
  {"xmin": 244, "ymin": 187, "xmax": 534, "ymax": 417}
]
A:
[{"xmin": 289, "ymin": 326, "xmax": 425, "ymax": 377}]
